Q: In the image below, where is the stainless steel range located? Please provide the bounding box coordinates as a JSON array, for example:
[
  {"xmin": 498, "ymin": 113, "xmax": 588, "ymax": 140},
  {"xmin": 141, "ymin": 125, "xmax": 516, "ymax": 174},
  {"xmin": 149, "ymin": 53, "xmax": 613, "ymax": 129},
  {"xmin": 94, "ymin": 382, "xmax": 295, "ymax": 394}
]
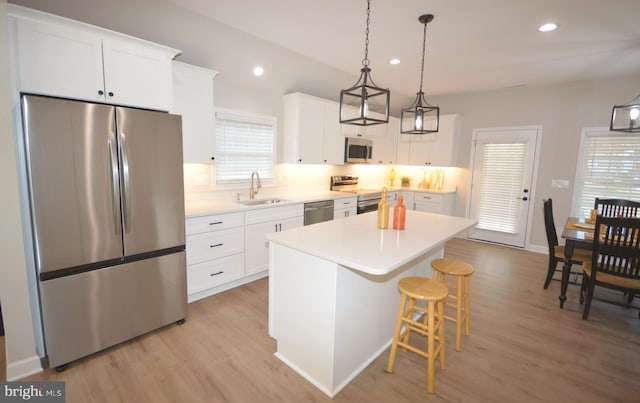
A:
[{"xmin": 330, "ymin": 176, "xmax": 382, "ymax": 214}]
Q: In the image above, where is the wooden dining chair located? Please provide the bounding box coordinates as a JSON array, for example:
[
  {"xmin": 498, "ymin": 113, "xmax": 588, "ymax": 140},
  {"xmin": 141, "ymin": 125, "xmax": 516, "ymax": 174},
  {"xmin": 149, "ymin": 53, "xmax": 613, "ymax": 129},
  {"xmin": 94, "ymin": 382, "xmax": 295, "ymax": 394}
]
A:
[
  {"xmin": 594, "ymin": 198, "xmax": 640, "ymax": 218},
  {"xmin": 543, "ymin": 199, "xmax": 592, "ymax": 289},
  {"xmin": 580, "ymin": 215, "xmax": 640, "ymax": 319},
  {"xmin": 594, "ymin": 198, "xmax": 640, "ymax": 304}
]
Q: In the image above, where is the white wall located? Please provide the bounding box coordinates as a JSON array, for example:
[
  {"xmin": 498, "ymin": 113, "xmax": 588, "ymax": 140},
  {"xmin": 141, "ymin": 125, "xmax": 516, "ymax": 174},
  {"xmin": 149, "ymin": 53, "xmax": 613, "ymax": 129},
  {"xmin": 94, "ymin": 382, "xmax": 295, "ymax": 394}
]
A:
[
  {"xmin": 0, "ymin": 0, "xmax": 41, "ymax": 380},
  {"xmin": 428, "ymin": 74, "xmax": 640, "ymax": 249}
]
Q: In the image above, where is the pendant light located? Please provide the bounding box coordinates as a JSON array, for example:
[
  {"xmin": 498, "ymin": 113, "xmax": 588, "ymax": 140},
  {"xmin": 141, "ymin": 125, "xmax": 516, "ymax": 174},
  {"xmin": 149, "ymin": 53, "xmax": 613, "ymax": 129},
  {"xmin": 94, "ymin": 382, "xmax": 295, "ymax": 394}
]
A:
[
  {"xmin": 339, "ymin": 0, "xmax": 390, "ymax": 126},
  {"xmin": 610, "ymin": 93, "xmax": 640, "ymax": 133},
  {"xmin": 401, "ymin": 14, "xmax": 439, "ymax": 134}
]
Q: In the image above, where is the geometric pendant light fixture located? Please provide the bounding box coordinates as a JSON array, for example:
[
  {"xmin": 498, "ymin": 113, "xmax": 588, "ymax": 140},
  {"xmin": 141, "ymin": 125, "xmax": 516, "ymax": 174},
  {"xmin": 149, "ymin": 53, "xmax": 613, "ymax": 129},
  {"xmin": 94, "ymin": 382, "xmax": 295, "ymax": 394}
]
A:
[
  {"xmin": 339, "ymin": 0, "xmax": 390, "ymax": 126},
  {"xmin": 610, "ymin": 92, "xmax": 640, "ymax": 133},
  {"xmin": 401, "ymin": 14, "xmax": 440, "ymax": 134}
]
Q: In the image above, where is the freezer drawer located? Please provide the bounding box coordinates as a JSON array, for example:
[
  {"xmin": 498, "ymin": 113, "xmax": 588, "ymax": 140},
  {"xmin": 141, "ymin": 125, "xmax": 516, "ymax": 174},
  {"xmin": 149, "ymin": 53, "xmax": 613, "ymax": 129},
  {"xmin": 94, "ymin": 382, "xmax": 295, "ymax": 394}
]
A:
[{"xmin": 39, "ymin": 252, "xmax": 187, "ymax": 368}]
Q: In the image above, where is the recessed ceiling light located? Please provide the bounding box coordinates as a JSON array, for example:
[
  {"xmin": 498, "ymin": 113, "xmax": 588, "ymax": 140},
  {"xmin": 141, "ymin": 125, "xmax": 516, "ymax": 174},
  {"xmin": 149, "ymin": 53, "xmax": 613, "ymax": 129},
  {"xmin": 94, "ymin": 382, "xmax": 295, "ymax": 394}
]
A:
[
  {"xmin": 538, "ymin": 23, "xmax": 557, "ymax": 32},
  {"xmin": 253, "ymin": 66, "xmax": 264, "ymax": 76},
  {"xmin": 389, "ymin": 58, "xmax": 401, "ymax": 65}
]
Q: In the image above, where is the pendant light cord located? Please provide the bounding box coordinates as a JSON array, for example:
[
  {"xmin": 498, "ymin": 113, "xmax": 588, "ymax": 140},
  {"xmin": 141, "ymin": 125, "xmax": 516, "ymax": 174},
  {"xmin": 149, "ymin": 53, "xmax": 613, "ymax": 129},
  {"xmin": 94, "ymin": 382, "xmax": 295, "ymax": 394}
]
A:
[
  {"xmin": 419, "ymin": 20, "xmax": 427, "ymax": 93},
  {"xmin": 362, "ymin": 0, "xmax": 371, "ymax": 67}
]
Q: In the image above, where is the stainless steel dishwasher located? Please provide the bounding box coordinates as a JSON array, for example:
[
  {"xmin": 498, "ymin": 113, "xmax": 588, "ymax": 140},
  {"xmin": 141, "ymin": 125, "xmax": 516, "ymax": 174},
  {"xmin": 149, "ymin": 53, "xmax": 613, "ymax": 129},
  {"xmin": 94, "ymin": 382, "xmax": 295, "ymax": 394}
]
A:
[{"xmin": 304, "ymin": 200, "xmax": 335, "ymax": 225}]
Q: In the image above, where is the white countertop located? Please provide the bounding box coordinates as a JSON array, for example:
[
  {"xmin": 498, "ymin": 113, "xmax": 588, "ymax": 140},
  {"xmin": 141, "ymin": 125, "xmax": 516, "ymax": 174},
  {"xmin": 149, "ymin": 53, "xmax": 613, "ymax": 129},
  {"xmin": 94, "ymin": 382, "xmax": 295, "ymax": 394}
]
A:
[
  {"xmin": 185, "ymin": 187, "xmax": 456, "ymax": 218},
  {"xmin": 266, "ymin": 210, "xmax": 476, "ymax": 276},
  {"xmin": 185, "ymin": 190, "xmax": 355, "ymax": 218}
]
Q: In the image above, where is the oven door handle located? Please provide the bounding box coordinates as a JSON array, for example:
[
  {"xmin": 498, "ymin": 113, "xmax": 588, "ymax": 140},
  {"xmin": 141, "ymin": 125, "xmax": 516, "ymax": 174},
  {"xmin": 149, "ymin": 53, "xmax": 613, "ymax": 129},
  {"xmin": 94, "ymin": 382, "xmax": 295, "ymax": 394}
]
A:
[{"xmin": 358, "ymin": 199, "xmax": 381, "ymax": 208}]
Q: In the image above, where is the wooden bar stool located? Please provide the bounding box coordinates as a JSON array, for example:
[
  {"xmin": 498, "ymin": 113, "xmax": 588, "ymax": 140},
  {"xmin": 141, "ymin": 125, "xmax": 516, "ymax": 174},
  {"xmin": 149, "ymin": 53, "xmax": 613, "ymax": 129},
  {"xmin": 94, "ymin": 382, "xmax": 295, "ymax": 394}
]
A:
[
  {"xmin": 431, "ymin": 258, "xmax": 475, "ymax": 352},
  {"xmin": 386, "ymin": 276, "xmax": 448, "ymax": 394}
]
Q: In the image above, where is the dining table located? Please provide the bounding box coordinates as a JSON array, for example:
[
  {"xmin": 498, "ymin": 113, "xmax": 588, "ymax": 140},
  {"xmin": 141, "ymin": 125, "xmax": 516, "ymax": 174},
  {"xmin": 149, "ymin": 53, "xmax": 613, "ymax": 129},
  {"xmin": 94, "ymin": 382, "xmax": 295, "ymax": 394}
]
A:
[{"xmin": 559, "ymin": 217, "xmax": 595, "ymax": 308}]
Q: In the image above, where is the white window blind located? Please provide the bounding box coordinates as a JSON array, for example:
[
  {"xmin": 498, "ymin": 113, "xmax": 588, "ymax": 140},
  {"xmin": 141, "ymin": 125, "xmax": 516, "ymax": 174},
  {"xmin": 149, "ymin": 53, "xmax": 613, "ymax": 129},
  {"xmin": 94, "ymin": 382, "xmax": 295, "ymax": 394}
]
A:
[
  {"xmin": 574, "ymin": 129, "xmax": 640, "ymax": 218},
  {"xmin": 476, "ymin": 143, "xmax": 527, "ymax": 233},
  {"xmin": 214, "ymin": 110, "xmax": 275, "ymax": 184}
]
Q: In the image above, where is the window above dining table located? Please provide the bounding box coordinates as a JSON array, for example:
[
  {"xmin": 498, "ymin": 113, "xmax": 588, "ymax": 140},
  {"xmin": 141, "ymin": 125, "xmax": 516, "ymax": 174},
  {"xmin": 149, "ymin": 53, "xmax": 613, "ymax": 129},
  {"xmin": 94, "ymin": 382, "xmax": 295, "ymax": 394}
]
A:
[{"xmin": 573, "ymin": 127, "xmax": 640, "ymax": 218}]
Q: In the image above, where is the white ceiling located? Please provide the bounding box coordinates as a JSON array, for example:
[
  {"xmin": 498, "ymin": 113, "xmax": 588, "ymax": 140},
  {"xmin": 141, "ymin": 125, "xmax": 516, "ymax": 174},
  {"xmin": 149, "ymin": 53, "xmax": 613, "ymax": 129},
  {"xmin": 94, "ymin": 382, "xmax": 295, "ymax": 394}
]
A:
[{"xmin": 9, "ymin": 0, "xmax": 640, "ymax": 110}]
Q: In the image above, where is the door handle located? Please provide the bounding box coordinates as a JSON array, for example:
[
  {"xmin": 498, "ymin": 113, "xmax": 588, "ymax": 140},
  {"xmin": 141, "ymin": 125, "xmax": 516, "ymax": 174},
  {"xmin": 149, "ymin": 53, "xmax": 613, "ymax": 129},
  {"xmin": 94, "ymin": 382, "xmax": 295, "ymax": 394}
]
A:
[
  {"xmin": 107, "ymin": 138, "xmax": 121, "ymax": 235},
  {"xmin": 119, "ymin": 131, "xmax": 131, "ymax": 232},
  {"xmin": 522, "ymin": 197, "xmax": 528, "ymax": 201}
]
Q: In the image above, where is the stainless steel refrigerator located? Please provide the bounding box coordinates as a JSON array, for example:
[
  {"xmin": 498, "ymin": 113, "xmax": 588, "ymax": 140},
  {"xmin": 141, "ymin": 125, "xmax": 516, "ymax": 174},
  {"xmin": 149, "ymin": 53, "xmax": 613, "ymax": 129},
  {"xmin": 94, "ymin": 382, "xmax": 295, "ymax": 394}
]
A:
[{"xmin": 21, "ymin": 94, "xmax": 187, "ymax": 369}]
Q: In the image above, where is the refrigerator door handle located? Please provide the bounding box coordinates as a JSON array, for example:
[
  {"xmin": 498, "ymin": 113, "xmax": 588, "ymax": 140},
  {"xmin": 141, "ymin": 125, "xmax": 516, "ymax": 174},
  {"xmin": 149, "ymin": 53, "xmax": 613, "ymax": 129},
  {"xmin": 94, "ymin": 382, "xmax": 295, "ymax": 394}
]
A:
[
  {"xmin": 120, "ymin": 131, "xmax": 131, "ymax": 233},
  {"xmin": 108, "ymin": 139, "xmax": 121, "ymax": 235}
]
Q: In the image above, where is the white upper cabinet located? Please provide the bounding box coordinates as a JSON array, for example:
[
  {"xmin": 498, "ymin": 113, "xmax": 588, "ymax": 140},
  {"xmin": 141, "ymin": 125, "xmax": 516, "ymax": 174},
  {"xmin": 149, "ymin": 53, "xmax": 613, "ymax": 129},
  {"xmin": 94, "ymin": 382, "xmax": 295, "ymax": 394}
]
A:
[
  {"xmin": 283, "ymin": 93, "xmax": 344, "ymax": 165},
  {"xmin": 323, "ymin": 102, "xmax": 347, "ymax": 165},
  {"xmin": 339, "ymin": 109, "xmax": 386, "ymax": 139},
  {"xmin": 171, "ymin": 61, "xmax": 218, "ymax": 164},
  {"xmin": 101, "ymin": 38, "xmax": 176, "ymax": 111},
  {"xmin": 10, "ymin": 5, "xmax": 180, "ymax": 111},
  {"xmin": 370, "ymin": 116, "xmax": 398, "ymax": 165},
  {"xmin": 396, "ymin": 114, "xmax": 460, "ymax": 167}
]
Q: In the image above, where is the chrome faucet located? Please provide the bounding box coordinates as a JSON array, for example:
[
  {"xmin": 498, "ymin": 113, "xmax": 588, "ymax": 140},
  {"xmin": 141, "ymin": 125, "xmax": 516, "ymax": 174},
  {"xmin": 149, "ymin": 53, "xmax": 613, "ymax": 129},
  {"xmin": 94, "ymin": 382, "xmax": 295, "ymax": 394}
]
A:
[{"xmin": 249, "ymin": 171, "xmax": 261, "ymax": 199}]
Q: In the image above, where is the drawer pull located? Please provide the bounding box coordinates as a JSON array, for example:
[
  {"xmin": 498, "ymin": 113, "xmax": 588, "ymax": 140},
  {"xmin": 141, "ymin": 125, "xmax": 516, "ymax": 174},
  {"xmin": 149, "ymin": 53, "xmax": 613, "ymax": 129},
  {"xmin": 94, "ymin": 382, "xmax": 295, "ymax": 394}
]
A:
[
  {"xmin": 210, "ymin": 243, "xmax": 223, "ymax": 248},
  {"xmin": 210, "ymin": 271, "xmax": 224, "ymax": 277},
  {"xmin": 209, "ymin": 221, "xmax": 223, "ymax": 225}
]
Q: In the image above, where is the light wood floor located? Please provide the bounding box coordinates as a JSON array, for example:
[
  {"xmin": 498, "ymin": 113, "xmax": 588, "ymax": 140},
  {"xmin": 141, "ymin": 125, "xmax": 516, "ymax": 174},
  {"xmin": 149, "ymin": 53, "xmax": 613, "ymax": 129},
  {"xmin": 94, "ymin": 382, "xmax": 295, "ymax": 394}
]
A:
[{"xmin": 23, "ymin": 238, "xmax": 640, "ymax": 402}]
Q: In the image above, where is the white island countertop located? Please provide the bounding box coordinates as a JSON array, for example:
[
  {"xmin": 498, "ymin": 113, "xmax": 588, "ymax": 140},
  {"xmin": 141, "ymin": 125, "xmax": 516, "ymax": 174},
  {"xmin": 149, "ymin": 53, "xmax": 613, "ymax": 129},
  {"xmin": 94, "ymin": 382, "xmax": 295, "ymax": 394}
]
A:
[{"xmin": 266, "ymin": 210, "xmax": 477, "ymax": 276}]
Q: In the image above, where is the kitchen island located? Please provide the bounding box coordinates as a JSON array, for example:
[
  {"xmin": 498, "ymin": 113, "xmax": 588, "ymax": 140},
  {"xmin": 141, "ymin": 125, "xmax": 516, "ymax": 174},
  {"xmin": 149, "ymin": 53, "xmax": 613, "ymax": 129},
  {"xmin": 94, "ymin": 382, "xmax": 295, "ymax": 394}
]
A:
[{"xmin": 266, "ymin": 210, "xmax": 476, "ymax": 397}]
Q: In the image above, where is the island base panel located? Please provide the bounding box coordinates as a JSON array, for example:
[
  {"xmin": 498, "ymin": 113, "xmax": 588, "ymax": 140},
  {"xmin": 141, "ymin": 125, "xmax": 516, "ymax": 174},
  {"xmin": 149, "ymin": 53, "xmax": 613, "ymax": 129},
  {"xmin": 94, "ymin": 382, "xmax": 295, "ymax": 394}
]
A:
[{"xmin": 269, "ymin": 242, "xmax": 443, "ymax": 397}]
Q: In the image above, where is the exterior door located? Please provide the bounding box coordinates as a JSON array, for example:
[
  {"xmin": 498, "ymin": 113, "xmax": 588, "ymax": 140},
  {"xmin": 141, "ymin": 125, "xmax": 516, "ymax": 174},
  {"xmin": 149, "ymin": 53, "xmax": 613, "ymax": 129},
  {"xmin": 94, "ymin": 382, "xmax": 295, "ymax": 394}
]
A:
[
  {"xmin": 467, "ymin": 127, "xmax": 539, "ymax": 247},
  {"xmin": 116, "ymin": 107, "xmax": 186, "ymax": 256}
]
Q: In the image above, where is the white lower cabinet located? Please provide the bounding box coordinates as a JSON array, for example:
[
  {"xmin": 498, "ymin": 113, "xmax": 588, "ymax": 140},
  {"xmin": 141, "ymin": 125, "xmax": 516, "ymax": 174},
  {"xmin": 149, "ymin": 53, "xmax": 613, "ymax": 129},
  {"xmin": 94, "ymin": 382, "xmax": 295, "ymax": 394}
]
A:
[
  {"xmin": 245, "ymin": 204, "xmax": 304, "ymax": 277},
  {"xmin": 187, "ymin": 254, "xmax": 244, "ymax": 295},
  {"xmin": 185, "ymin": 212, "xmax": 245, "ymax": 302},
  {"xmin": 333, "ymin": 196, "xmax": 357, "ymax": 219},
  {"xmin": 412, "ymin": 192, "xmax": 455, "ymax": 215},
  {"xmin": 399, "ymin": 191, "xmax": 415, "ymax": 210}
]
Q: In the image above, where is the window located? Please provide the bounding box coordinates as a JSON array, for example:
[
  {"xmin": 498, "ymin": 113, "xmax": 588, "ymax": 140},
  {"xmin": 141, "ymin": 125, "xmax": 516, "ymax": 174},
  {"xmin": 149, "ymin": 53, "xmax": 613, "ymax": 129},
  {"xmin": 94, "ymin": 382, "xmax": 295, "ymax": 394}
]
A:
[
  {"xmin": 214, "ymin": 109, "xmax": 276, "ymax": 184},
  {"xmin": 475, "ymin": 142, "xmax": 527, "ymax": 233},
  {"xmin": 573, "ymin": 127, "xmax": 640, "ymax": 217}
]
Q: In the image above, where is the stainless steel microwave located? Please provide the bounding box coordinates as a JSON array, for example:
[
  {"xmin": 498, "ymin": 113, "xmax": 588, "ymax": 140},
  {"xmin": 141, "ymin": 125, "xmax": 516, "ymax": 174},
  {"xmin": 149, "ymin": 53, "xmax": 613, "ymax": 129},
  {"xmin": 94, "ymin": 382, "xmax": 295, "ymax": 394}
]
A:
[{"xmin": 345, "ymin": 137, "xmax": 373, "ymax": 163}]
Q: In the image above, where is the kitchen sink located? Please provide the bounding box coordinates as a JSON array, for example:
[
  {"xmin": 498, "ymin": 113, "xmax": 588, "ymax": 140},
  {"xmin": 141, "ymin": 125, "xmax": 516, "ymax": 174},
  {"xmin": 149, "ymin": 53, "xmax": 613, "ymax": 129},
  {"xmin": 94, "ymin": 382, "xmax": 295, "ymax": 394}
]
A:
[{"xmin": 236, "ymin": 198, "xmax": 288, "ymax": 206}]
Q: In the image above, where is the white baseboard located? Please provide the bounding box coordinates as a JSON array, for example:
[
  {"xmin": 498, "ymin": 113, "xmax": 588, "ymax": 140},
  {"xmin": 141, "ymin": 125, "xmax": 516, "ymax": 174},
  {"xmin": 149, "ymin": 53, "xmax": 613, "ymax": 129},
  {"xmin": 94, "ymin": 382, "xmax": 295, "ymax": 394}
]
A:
[
  {"xmin": 7, "ymin": 354, "xmax": 42, "ymax": 381},
  {"xmin": 526, "ymin": 243, "xmax": 548, "ymax": 254}
]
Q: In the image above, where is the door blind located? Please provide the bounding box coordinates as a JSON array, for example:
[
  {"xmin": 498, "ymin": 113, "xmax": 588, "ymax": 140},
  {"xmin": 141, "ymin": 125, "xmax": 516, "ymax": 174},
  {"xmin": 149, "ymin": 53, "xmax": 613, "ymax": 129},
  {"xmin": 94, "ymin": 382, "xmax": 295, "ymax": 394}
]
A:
[
  {"xmin": 476, "ymin": 142, "xmax": 527, "ymax": 233},
  {"xmin": 215, "ymin": 111, "xmax": 275, "ymax": 184},
  {"xmin": 574, "ymin": 130, "xmax": 640, "ymax": 218}
]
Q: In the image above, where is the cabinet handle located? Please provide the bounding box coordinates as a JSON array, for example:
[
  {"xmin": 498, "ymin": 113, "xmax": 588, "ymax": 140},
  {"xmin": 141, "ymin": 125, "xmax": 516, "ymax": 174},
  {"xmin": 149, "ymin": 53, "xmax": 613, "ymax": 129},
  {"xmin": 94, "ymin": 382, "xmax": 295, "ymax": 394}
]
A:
[
  {"xmin": 209, "ymin": 221, "xmax": 223, "ymax": 225},
  {"xmin": 98, "ymin": 90, "xmax": 104, "ymax": 95},
  {"xmin": 210, "ymin": 271, "xmax": 224, "ymax": 277},
  {"xmin": 108, "ymin": 91, "xmax": 114, "ymax": 97},
  {"xmin": 209, "ymin": 243, "xmax": 223, "ymax": 248},
  {"xmin": 211, "ymin": 156, "xmax": 215, "ymax": 161},
  {"xmin": 279, "ymin": 223, "xmax": 282, "ymax": 231}
]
